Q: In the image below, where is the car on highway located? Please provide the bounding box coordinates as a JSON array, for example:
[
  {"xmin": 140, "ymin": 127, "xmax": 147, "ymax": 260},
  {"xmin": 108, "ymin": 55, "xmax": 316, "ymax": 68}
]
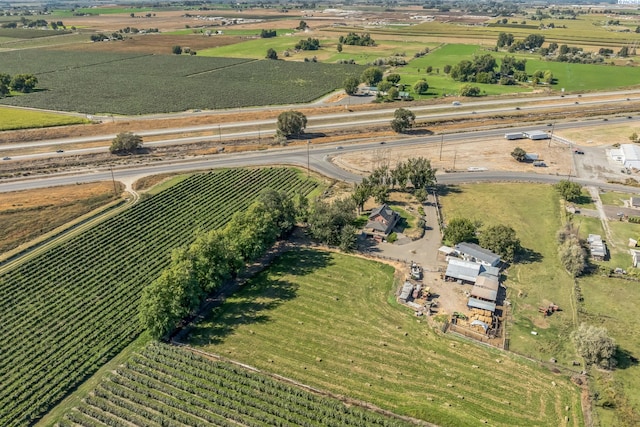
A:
[
  {"xmin": 2, "ymin": 156, "xmax": 10, "ymax": 160},
  {"xmin": 336, "ymin": 146, "xmax": 343, "ymax": 150},
  {"xmin": 452, "ymin": 101, "xmax": 461, "ymax": 106},
  {"xmin": 380, "ymin": 141, "xmax": 386, "ymax": 145},
  {"xmin": 56, "ymin": 149, "xmax": 64, "ymax": 153},
  {"xmin": 574, "ymin": 149, "xmax": 585, "ymax": 155}
]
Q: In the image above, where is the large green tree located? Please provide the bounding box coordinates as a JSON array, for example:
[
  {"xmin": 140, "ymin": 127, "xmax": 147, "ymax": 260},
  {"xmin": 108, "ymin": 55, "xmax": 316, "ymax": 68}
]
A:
[
  {"xmin": 360, "ymin": 66, "xmax": 383, "ymax": 86},
  {"xmin": 554, "ymin": 180, "xmax": 582, "ymax": 202},
  {"xmin": 343, "ymin": 76, "xmax": 360, "ymax": 95},
  {"xmin": 571, "ymin": 323, "xmax": 617, "ymax": 369},
  {"xmin": 406, "ymin": 157, "xmax": 436, "ymax": 189},
  {"xmin": 308, "ymin": 198, "xmax": 356, "ymax": 246},
  {"xmin": 414, "ymin": 80, "xmax": 429, "ymax": 95},
  {"xmin": 110, "ymin": 131, "xmax": 142, "ymax": 154},
  {"xmin": 511, "ymin": 147, "xmax": 527, "ymax": 162},
  {"xmin": 443, "ymin": 217, "xmax": 479, "ymax": 246},
  {"xmin": 265, "ymin": 48, "xmax": 278, "ymax": 60},
  {"xmin": 276, "ymin": 110, "xmax": 307, "ymax": 138},
  {"xmin": 478, "ymin": 225, "xmax": 521, "ymax": 262},
  {"xmin": 390, "ymin": 108, "xmax": 415, "ymax": 133}
]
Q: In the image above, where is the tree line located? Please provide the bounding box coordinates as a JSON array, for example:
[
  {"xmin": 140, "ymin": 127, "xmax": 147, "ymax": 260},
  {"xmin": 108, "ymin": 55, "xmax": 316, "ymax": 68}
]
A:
[
  {"xmin": 139, "ymin": 189, "xmax": 305, "ymax": 339},
  {"xmin": 0, "ymin": 73, "xmax": 38, "ymax": 97}
]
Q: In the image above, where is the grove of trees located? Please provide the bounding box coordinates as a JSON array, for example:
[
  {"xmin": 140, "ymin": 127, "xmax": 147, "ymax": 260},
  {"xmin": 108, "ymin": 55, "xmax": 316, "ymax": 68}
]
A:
[
  {"xmin": 557, "ymin": 223, "xmax": 587, "ymax": 277},
  {"xmin": 295, "ymin": 37, "xmax": 320, "ymax": 50},
  {"xmin": 0, "ymin": 72, "xmax": 38, "ymax": 96},
  {"xmin": 339, "ymin": 32, "xmax": 375, "ymax": 46}
]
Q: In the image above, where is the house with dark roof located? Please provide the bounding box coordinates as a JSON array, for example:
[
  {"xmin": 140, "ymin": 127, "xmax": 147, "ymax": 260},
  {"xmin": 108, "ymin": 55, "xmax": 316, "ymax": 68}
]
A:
[
  {"xmin": 366, "ymin": 204, "xmax": 400, "ymax": 236},
  {"xmin": 454, "ymin": 242, "xmax": 501, "ymax": 267}
]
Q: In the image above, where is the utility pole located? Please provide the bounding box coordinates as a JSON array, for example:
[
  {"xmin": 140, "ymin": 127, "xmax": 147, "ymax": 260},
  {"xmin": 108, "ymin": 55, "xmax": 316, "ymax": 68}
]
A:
[
  {"xmin": 110, "ymin": 167, "xmax": 118, "ymax": 197},
  {"xmin": 439, "ymin": 134, "xmax": 444, "ymax": 161},
  {"xmin": 307, "ymin": 140, "xmax": 310, "ymax": 178},
  {"xmin": 452, "ymin": 150, "xmax": 457, "ymax": 171},
  {"xmin": 218, "ymin": 124, "xmax": 222, "ymax": 143},
  {"xmin": 548, "ymin": 123, "xmax": 554, "ymax": 148}
]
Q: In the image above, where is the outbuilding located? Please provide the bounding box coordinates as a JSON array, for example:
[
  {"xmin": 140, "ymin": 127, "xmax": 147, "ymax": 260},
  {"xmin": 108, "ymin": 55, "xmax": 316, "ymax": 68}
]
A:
[
  {"xmin": 454, "ymin": 242, "xmax": 501, "ymax": 267},
  {"xmin": 523, "ymin": 130, "xmax": 550, "ymax": 140},
  {"xmin": 610, "ymin": 144, "xmax": 640, "ymax": 170}
]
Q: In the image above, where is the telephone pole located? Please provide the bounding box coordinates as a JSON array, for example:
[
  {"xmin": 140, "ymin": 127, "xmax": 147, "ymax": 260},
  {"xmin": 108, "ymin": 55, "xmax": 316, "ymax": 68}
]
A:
[{"xmin": 110, "ymin": 167, "xmax": 118, "ymax": 197}]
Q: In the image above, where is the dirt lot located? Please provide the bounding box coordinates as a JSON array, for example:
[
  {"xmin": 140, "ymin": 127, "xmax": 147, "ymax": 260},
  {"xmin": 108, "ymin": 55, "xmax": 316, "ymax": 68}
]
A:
[{"xmin": 333, "ymin": 134, "xmax": 574, "ymax": 175}]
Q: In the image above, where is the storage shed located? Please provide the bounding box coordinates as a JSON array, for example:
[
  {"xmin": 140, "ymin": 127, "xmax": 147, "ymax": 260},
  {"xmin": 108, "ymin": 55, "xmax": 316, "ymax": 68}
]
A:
[
  {"xmin": 467, "ymin": 297, "xmax": 496, "ymax": 313},
  {"xmin": 444, "ymin": 258, "xmax": 481, "ymax": 284}
]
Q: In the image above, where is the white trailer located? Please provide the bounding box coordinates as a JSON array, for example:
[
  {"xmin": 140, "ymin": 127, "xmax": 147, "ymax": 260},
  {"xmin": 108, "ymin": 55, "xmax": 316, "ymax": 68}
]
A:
[
  {"xmin": 524, "ymin": 130, "xmax": 550, "ymax": 140},
  {"xmin": 504, "ymin": 132, "xmax": 524, "ymax": 140}
]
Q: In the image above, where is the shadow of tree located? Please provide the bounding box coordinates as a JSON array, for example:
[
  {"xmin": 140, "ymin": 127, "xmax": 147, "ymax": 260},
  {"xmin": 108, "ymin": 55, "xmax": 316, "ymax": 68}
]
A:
[
  {"xmin": 436, "ymin": 184, "xmax": 462, "ymax": 197},
  {"xmin": 615, "ymin": 347, "xmax": 639, "ymax": 370},
  {"xmin": 517, "ymin": 247, "xmax": 544, "ymax": 264},
  {"xmin": 189, "ymin": 249, "xmax": 332, "ymax": 346}
]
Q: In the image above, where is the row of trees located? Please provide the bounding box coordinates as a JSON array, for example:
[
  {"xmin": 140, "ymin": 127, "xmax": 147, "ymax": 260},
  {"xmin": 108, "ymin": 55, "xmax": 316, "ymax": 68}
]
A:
[
  {"xmin": 442, "ymin": 218, "xmax": 522, "ymax": 262},
  {"xmin": 0, "ymin": 73, "xmax": 38, "ymax": 97},
  {"xmin": 496, "ymin": 32, "xmax": 546, "ymax": 52},
  {"xmin": 338, "ymin": 32, "xmax": 375, "ymax": 46},
  {"xmin": 295, "ymin": 37, "xmax": 320, "ymax": 51},
  {"xmin": 351, "ymin": 157, "xmax": 437, "ymax": 212},
  {"xmin": 139, "ymin": 189, "xmax": 302, "ymax": 339}
]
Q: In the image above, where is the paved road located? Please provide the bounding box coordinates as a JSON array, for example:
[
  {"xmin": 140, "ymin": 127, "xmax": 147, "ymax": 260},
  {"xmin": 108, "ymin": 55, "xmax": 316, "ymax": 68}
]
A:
[{"xmin": 4, "ymin": 119, "xmax": 640, "ymax": 194}]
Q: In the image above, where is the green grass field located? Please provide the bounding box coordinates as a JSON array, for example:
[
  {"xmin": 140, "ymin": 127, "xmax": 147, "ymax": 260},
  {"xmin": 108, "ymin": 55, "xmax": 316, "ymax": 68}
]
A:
[
  {"xmin": 0, "ymin": 106, "xmax": 88, "ymax": 131},
  {"xmin": 439, "ymin": 183, "xmax": 577, "ymax": 361},
  {"xmin": 187, "ymin": 248, "xmax": 583, "ymax": 427}
]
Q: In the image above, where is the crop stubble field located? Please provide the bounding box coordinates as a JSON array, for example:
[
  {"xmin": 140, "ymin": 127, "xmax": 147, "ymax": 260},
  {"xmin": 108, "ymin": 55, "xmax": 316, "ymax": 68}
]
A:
[
  {"xmin": 0, "ymin": 167, "xmax": 318, "ymax": 426},
  {"xmin": 186, "ymin": 248, "xmax": 583, "ymax": 427}
]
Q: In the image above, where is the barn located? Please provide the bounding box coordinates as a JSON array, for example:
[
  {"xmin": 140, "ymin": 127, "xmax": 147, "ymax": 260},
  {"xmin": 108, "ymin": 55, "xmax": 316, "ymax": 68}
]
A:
[{"xmin": 610, "ymin": 144, "xmax": 640, "ymax": 170}]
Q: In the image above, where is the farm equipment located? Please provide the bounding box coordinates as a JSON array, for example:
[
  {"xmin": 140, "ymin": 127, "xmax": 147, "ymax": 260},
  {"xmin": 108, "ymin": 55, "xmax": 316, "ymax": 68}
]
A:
[
  {"xmin": 538, "ymin": 303, "xmax": 560, "ymax": 317},
  {"xmin": 410, "ymin": 261, "xmax": 423, "ymax": 280}
]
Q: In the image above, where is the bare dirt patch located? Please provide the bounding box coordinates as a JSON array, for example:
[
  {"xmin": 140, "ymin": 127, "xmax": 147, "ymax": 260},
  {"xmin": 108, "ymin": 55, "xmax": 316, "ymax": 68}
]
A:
[
  {"xmin": 0, "ymin": 181, "xmax": 123, "ymax": 255},
  {"xmin": 333, "ymin": 135, "xmax": 573, "ymax": 176}
]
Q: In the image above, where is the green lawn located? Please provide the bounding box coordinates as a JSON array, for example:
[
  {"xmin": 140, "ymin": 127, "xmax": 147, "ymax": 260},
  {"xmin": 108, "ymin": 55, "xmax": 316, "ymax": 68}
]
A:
[
  {"xmin": 0, "ymin": 106, "xmax": 89, "ymax": 131},
  {"xmin": 187, "ymin": 248, "xmax": 583, "ymax": 427},
  {"xmin": 599, "ymin": 191, "xmax": 630, "ymax": 207}
]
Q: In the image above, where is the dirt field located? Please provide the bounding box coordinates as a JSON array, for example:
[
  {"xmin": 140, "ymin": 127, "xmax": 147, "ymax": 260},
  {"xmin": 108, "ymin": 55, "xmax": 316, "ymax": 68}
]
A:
[{"xmin": 333, "ymin": 134, "xmax": 574, "ymax": 175}]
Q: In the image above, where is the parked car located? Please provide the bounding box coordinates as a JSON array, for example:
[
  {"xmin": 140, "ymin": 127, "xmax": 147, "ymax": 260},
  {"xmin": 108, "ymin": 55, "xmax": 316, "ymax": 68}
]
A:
[
  {"xmin": 574, "ymin": 149, "xmax": 584, "ymax": 155},
  {"xmin": 533, "ymin": 161, "xmax": 547, "ymax": 167}
]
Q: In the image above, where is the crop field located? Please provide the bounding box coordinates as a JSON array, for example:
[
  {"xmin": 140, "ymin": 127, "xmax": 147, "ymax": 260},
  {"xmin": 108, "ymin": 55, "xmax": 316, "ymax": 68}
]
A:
[
  {"xmin": 0, "ymin": 167, "xmax": 318, "ymax": 426},
  {"xmin": 0, "ymin": 28, "xmax": 72, "ymax": 39},
  {"xmin": 0, "ymin": 50, "xmax": 363, "ymax": 114},
  {"xmin": 60, "ymin": 342, "xmax": 414, "ymax": 427},
  {"xmin": 0, "ymin": 106, "xmax": 88, "ymax": 131},
  {"xmin": 188, "ymin": 248, "xmax": 583, "ymax": 427}
]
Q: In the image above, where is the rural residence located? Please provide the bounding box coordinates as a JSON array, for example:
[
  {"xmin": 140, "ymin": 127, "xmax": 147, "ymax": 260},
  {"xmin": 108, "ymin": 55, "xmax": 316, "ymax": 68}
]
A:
[
  {"xmin": 588, "ymin": 234, "xmax": 607, "ymax": 260},
  {"xmin": 366, "ymin": 204, "xmax": 400, "ymax": 236}
]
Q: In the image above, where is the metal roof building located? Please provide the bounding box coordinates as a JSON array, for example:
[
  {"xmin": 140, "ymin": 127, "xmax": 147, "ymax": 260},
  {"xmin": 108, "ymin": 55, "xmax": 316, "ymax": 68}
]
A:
[
  {"xmin": 523, "ymin": 130, "xmax": 550, "ymax": 140},
  {"xmin": 455, "ymin": 242, "xmax": 501, "ymax": 267},
  {"xmin": 471, "ymin": 286, "xmax": 498, "ymax": 302},
  {"xmin": 467, "ymin": 297, "xmax": 496, "ymax": 313},
  {"xmin": 445, "ymin": 258, "xmax": 481, "ymax": 283},
  {"xmin": 475, "ymin": 275, "xmax": 499, "ymax": 291}
]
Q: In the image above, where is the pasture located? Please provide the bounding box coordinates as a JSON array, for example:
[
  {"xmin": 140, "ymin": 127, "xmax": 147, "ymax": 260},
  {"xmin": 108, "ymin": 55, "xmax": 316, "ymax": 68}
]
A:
[
  {"xmin": 438, "ymin": 183, "xmax": 577, "ymax": 362},
  {"xmin": 0, "ymin": 50, "xmax": 364, "ymax": 114},
  {"xmin": 59, "ymin": 342, "xmax": 415, "ymax": 427},
  {"xmin": 0, "ymin": 167, "xmax": 318, "ymax": 426},
  {"xmin": 187, "ymin": 248, "xmax": 583, "ymax": 427}
]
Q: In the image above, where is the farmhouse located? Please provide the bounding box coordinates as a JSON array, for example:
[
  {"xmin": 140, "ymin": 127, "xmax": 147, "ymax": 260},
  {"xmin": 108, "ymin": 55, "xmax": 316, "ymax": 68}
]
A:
[
  {"xmin": 588, "ymin": 234, "xmax": 607, "ymax": 260},
  {"xmin": 454, "ymin": 242, "xmax": 501, "ymax": 267},
  {"xmin": 609, "ymin": 144, "xmax": 640, "ymax": 169},
  {"xmin": 366, "ymin": 204, "xmax": 399, "ymax": 236}
]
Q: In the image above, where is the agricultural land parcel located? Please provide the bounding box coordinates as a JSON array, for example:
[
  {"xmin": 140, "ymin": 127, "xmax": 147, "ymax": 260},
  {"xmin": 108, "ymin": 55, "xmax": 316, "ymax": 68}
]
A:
[
  {"xmin": 439, "ymin": 183, "xmax": 640, "ymax": 425},
  {"xmin": 60, "ymin": 342, "xmax": 416, "ymax": 427},
  {"xmin": 0, "ymin": 167, "xmax": 318, "ymax": 426},
  {"xmin": 0, "ymin": 181, "xmax": 123, "ymax": 255},
  {"xmin": 0, "ymin": 7, "xmax": 639, "ymax": 115},
  {"xmin": 0, "ymin": 107, "xmax": 88, "ymax": 131},
  {"xmin": 186, "ymin": 248, "xmax": 582, "ymax": 427},
  {"xmin": 0, "ymin": 50, "xmax": 364, "ymax": 115}
]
